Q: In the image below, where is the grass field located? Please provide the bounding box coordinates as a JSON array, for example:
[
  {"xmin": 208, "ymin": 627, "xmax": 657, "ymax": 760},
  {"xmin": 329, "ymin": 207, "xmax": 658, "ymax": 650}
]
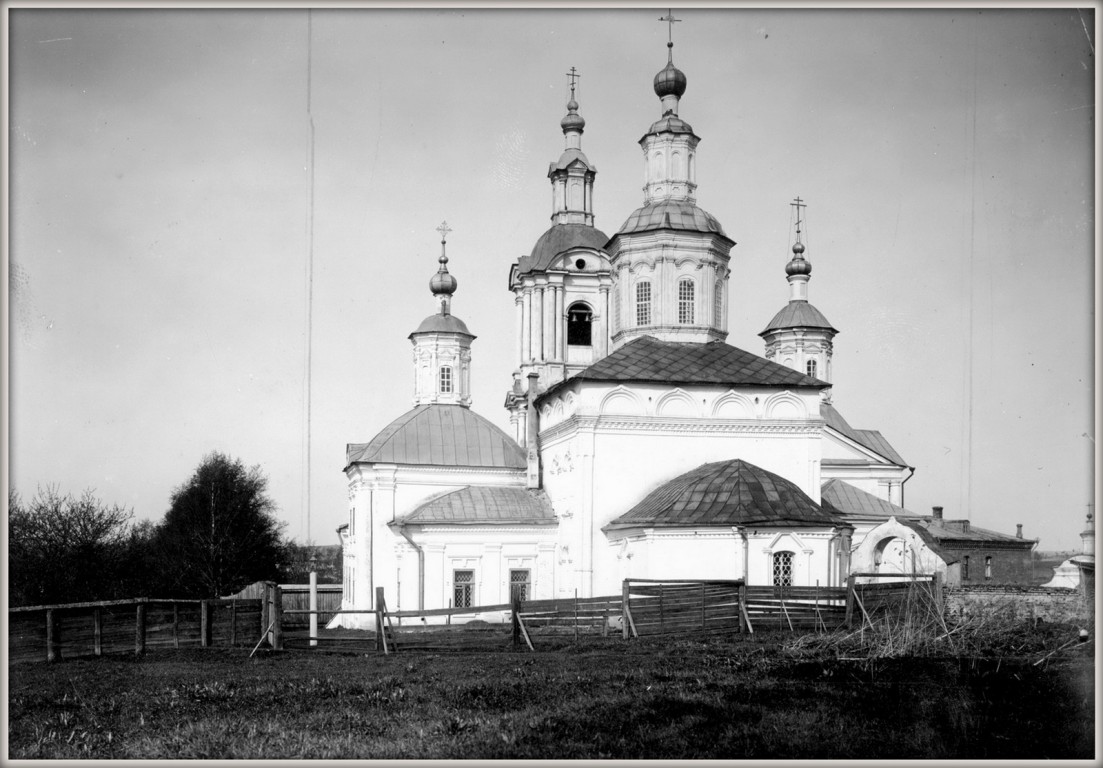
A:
[{"xmin": 7, "ymin": 629, "xmax": 1095, "ymax": 759}]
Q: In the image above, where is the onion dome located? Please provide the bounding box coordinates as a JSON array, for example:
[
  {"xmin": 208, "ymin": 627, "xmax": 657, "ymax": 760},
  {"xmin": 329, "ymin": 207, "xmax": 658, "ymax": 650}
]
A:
[
  {"xmin": 429, "ymin": 260, "xmax": 457, "ymax": 296},
  {"xmin": 785, "ymin": 242, "xmax": 812, "ymax": 276},
  {"xmin": 654, "ymin": 43, "xmax": 687, "ymax": 99},
  {"xmin": 560, "ymin": 98, "xmax": 585, "ymax": 133},
  {"xmin": 429, "ymin": 221, "xmax": 457, "ymax": 298}
]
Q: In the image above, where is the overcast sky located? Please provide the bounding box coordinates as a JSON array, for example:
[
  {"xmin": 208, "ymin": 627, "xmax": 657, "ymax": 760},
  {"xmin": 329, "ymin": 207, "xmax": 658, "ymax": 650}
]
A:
[{"xmin": 7, "ymin": 7, "xmax": 1096, "ymax": 552}]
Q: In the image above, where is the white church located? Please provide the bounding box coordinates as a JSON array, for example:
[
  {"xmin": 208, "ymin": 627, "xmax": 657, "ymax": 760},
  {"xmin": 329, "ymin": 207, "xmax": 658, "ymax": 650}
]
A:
[{"xmin": 335, "ymin": 38, "xmax": 1024, "ymax": 624}]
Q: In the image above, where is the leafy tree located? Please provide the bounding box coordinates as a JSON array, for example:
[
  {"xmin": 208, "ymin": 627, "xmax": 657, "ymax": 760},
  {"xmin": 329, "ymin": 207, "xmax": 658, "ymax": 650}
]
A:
[
  {"xmin": 156, "ymin": 452, "xmax": 286, "ymax": 597},
  {"xmin": 281, "ymin": 541, "xmax": 342, "ymax": 584},
  {"xmin": 8, "ymin": 486, "xmax": 145, "ymax": 605}
]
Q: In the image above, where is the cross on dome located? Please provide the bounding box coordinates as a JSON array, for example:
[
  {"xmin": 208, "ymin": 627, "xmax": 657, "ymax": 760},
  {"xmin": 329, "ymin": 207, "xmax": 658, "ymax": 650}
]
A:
[
  {"xmin": 430, "ymin": 220, "xmax": 458, "ymax": 306},
  {"xmin": 566, "ymin": 66, "xmax": 580, "ymax": 100},
  {"xmin": 659, "ymin": 9, "xmax": 682, "ymax": 47}
]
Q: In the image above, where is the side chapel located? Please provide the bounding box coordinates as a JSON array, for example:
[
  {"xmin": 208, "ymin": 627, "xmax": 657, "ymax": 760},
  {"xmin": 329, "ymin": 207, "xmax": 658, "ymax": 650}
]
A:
[{"xmin": 335, "ymin": 28, "xmax": 1031, "ymax": 625}]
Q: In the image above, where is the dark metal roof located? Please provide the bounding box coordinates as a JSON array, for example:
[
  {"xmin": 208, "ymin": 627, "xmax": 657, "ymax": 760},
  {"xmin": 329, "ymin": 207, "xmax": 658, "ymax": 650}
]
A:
[
  {"xmin": 604, "ymin": 459, "xmax": 846, "ymax": 531},
  {"xmin": 395, "ymin": 486, "xmax": 556, "ymax": 526},
  {"xmin": 540, "ymin": 336, "xmax": 827, "ymax": 401},
  {"xmin": 821, "ymin": 403, "xmax": 908, "ymax": 467},
  {"xmin": 549, "ymin": 147, "xmax": 594, "ymax": 173},
  {"xmin": 821, "ymin": 478, "xmax": 916, "ymax": 520},
  {"xmin": 642, "ymin": 114, "xmax": 696, "ymax": 138},
  {"xmin": 614, "ymin": 200, "xmax": 729, "ymax": 239},
  {"xmin": 409, "ymin": 312, "xmax": 474, "ymax": 337},
  {"xmin": 900, "ymin": 517, "xmax": 1036, "ymax": 547},
  {"xmin": 760, "ymin": 300, "xmax": 837, "ymax": 335},
  {"xmin": 517, "ymin": 223, "xmax": 609, "ymax": 275},
  {"xmin": 346, "ymin": 405, "xmax": 525, "ymax": 469}
]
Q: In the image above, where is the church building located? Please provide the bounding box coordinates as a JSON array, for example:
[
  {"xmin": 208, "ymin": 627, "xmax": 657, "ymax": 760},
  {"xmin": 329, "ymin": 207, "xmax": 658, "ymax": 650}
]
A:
[{"xmin": 335, "ymin": 34, "xmax": 1027, "ymax": 625}]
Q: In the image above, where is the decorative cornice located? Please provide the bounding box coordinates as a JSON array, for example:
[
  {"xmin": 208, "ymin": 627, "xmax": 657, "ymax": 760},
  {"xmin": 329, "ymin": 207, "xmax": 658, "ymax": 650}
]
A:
[{"xmin": 539, "ymin": 414, "xmax": 824, "ymax": 442}]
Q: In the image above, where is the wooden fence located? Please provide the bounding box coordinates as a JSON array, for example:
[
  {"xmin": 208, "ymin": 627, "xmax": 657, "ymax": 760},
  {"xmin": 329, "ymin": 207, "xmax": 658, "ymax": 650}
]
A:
[
  {"xmin": 845, "ymin": 573, "xmax": 943, "ymax": 628},
  {"xmin": 8, "ymin": 598, "xmax": 264, "ymax": 664},
  {"xmin": 622, "ymin": 579, "xmax": 747, "ymax": 637},
  {"xmin": 228, "ymin": 580, "xmax": 342, "ymax": 629}
]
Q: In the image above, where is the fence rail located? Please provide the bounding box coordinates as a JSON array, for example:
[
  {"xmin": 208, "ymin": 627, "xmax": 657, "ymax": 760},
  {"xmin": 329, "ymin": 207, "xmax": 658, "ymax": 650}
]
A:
[
  {"xmin": 10, "ymin": 575, "xmax": 947, "ymax": 661},
  {"xmin": 8, "ymin": 598, "xmax": 264, "ymax": 665}
]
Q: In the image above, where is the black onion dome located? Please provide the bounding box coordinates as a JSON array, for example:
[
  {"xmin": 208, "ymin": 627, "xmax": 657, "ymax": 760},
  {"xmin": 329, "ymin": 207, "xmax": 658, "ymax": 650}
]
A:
[{"xmin": 654, "ymin": 57, "xmax": 687, "ymax": 99}]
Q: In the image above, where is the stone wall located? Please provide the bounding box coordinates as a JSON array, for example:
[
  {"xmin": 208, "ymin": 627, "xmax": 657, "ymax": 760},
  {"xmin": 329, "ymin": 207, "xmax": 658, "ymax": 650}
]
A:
[{"xmin": 944, "ymin": 584, "xmax": 1092, "ymax": 624}]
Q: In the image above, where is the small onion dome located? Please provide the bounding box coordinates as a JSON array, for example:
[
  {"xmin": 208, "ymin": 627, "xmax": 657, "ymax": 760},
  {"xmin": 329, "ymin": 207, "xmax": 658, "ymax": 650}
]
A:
[
  {"xmin": 792, "ymin": 241, "xmax": 806, "ymax": 255},
  {"xmin": 785, "ymin": 257, "xmax": 812, "ymax": 276},
  {"xmin": 560, "ymin": 99, "xmax": 585, "ymax": 133},
  {"xmin": 653, "ymin": 46, "xmax": 687, "ymax": 99},
  {"xmin": 429, "ymin": 267, "xmax": 457, "ymax": 296}
]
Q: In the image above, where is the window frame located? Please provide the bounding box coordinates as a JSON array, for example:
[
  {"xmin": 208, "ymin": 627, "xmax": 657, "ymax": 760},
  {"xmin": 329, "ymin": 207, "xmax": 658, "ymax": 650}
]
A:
[
  {"xmin": 509, "ymin": 569, "xmax": 531, "ymax": 604},
  {"xmin": 636, "ymin": 281, "xmax": 652, "ymax": 326},
  {"xmin": 772, "ymin": 550, "xmax": 795, "ymax": 588},
  {"xmin": 677, "ymin": 277, "xmax": 695, "ymax": 324},
  {"xmin": 453, "ymin": 569, "xmax": 475, "ymax": 608},
  {"xmin": 566, "ymin": 302, "xmax": 593, "ymax": 347},
  {"xmin": 439, "ymin": 365, "xmax": 453, "ymax": 394}
]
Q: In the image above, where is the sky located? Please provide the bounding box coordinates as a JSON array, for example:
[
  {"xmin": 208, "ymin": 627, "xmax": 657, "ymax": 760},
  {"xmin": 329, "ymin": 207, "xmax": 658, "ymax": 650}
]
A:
[{"xmin": 6, "ymin": 6, "xmax": 1097, "ymax": 552}]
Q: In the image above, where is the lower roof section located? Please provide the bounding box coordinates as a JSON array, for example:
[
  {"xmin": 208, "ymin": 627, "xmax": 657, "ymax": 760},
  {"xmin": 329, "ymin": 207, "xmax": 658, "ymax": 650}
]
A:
[{"xmin": 394, "ymin": 486, "xmax": 556, "ymax": 526}]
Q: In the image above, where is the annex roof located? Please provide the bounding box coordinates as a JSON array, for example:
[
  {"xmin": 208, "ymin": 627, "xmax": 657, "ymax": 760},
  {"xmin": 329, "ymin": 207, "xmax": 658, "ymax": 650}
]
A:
[
  {"xmin": 760, "ymin": 300, "xmax": 837, "ymax": 335},
  {"xmin": 821, "ymin": 403, "xmax": 909, "ymax": 467},
  {"xmin": 820, "ymin": 479, "xmax": 917, "ymax": 520},
  {"xmin": 540, "ymin": 335, "xmax": 827, "ymax": 401},
  {"xmin": 346, "ymin": 404, "xmax": 525, "ymax": 470},
  {"xmin": 394, "ymin": 486, "xmax": 556, "ymax": 526},
  {"xmin": 604, "ymin": 459, "xmax": 847, "ymax": 531}
]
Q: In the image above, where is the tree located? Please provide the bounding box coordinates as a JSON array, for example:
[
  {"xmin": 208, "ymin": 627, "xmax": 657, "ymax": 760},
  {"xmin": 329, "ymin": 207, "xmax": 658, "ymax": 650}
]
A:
[
  {"xmin": 8, "ymin": 486, "xmax": 144, "ymax": 605},
  {"xmin": 156, "ymin": 452, "xmax": 286, "ymax": 597}
]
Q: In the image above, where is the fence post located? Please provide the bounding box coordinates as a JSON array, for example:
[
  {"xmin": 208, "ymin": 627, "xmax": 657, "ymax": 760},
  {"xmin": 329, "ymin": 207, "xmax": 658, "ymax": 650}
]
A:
[
  {"xmin": 271, "ymin": 586, "xmax": 284, "ymax": 651},
  {"xmin": 230, "ymin": 600, "xmax": 238, "ymax": 647},
  {"xmin": 622, "ymin": 580, "xmax": 630, "ymax": 640},
  {"xmin": 135, "ymin": 600, "xmax": 147, "ymax": 655},
  {"xmin": 512, "ymin": 592, "xmax": 521, "ymax": 649},
  {"xmin": 261, "ymin": 582, "xmax": 271, "ymax": 645},
  {"xmin": 701, "ymin": 583, "xmax": 707, "ymax": 630},
  {"xmin": 309, "ymin": 571, "xmax": 318, "ymax": 648},
  {"xmin": 46, "ymin": 609, "xmax": 60, "ymax": 663},
  {"xmin": 93, "ymin": 607, "xmax": 103, "ymax": 656},
  {"xmin": 200, "ymin": 600, "xmax": 210, "ymax": 647},
  {"xmin": 844, "ymin": 574, "xmax": 857, "ymax": 629},
  {"xmin": 931, "ymin": 571, "xmax": 944, "ymax": 616},
  {"xmin": 172, "ymin": 602, "xmax": 180, "ymax": 649}
]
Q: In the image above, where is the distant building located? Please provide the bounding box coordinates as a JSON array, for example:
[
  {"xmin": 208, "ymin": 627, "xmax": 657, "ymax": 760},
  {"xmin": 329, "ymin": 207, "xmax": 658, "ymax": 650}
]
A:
[
  {"xmin": 335, "ymin": 35, "xmax": 1032, "ymax": 625},
  {"xmin": 1043, "ymin": 508, "xmax": 1095, "ymax": 592}
]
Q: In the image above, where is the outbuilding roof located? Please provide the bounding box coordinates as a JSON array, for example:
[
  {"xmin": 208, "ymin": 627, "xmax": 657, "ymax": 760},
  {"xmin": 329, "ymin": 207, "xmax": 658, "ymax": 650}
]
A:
[
  {"xmin": 346, "ymin": 404, "xmax": 525, "ymax": 470},
  {"xmin": 394, "ymin": 486, "xmax": 556, "ymax": 526},
  {"xmin": 540, "ymin": 335, "xmax": 826, "ymax": 401},
  {"xmin": 603, "ymin": 459, "xmax": 846, "ymax": 531},
  {"xmin": 821, "ymin": 479, "xmax": 917, "ymax": 520}
]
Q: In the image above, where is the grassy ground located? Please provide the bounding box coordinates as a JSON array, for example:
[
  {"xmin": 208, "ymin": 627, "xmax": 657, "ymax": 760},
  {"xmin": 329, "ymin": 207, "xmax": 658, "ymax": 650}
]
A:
[{"xmin": 8, "ymin": 629, "xmax": 1095, "ymax": 759}]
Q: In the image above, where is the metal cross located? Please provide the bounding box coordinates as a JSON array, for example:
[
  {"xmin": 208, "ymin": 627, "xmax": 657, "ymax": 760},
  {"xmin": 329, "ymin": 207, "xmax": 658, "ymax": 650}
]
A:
[
  {"xmin": 566, "ymin": 66, "xmax": 580, "ymax": 100},
  {"xmin": 790, "ymin": 196, "xmax": 806, "ymax": 235},
  {"xmin": 436, "ymin": 220, "xmax": 452, "ymax": 243},
  {"xmin": 659, "ymin": 9, "xmax": 682, "ymax": 45}
]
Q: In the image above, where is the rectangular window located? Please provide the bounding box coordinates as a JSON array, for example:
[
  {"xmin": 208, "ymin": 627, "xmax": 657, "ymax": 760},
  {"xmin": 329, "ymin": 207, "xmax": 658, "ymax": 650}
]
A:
[
  {"xmin": 772, "ymin": 551, "xmax": 794, "ymax": 588},
  {"xmin": 962, "ymin": 555, "xmax": 970, "ymax": 581},
  {"xmin": 678, "ymin": 279, "xmax": 695, "ymax": 324},
  {"xmin": 636, "ymin": 282, "xmax": 652, "ymax": 326},
  {"xmin": 453, "ymin": 569, "xmax": 474, "ymax": 608},
  {"xmin": 985, "ymin": 556, "xmax": 992, "ymax": 580},
  {"xmin": 509, "ymin": 569, "xmax": 531, "ymax": 603},
  {"xmin": 439, "ymin": 366, "xmax": 453, "ymax": 394}
]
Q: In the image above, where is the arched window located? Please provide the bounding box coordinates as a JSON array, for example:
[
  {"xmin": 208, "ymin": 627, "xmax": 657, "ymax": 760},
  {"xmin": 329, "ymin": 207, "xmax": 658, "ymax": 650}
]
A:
[
  {"xmin": 806, "ymin": 359, "xmax": 817, "ymax": 378},
  {"xmin": 772, "ymin": 551, "xmax": 794, "ymax": 587},
  {"xmin": 567, "ymin": 302, "xmax": 592, "ymax": 346},
  {"xmin": 439, "ymin": 366, "xmax": 453, "ymax": 394},
  {"xmin": 678, "ymin": 278, "xmax": 695, "ymax": 324},
  {"xmin": 714, "ymin": 280, "xmax": 723, "ymax": 326},
  {"xmin": 635, "ymin": 282, "xmax": 652, "ymax": 326}
]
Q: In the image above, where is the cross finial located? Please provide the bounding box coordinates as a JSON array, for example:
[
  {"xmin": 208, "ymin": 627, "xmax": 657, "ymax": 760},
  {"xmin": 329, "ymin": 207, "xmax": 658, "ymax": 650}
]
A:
[
  {"xmin": 659, "ymin": 9, "xmax": 681, "ymax": 46},
  {"xmin": 436, "ymin": 220, "xmax": 452, "ymax": 243},
  {"xmin": 566, "ymin": 66, "xmax": 580, "ymax": 100},
  {"xmin": 790, "ymin": 196, "xmax": 806, "ymax": 241}
]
